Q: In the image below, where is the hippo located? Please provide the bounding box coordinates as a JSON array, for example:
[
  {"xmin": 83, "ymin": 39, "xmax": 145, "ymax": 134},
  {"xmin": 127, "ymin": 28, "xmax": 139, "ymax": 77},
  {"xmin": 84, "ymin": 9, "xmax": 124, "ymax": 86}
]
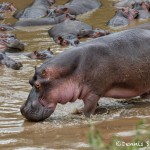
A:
[
  {"xmin": 48, "ymin": 19, "xmax": 109, "ymax": 46},
  {"xmin": 107, "ymin": 8, "xmax": 138, "ymax": 27},
  {"xmin": 131, "ymin": 1, "xmax": 150, "ymax": 19},
  {"xmin": 21, "ymin": 28, "xmax": 150, "ymax": 121},
  {"xmin": 14, "ymin": 13, "xmax": 76, "ymax": 27},
  {"xmin": 27, "ymin": 48, "xmax": 54, "ymax": 60},
  {"xmin": 14, "ymin": 0, "xmax": 55, "ymax": 19},
  {"xmin": 0, "ymin": 2, "xmax": 16, "ymax": 14},
  {"xmin": 48, "ymin": 0, "xmax": 101, "ymax": 17},
  {"xmin": 114, "ymin": 0, "xmax": 149, "ymax": 8},
  {"xmin": 0, "ymin": 24, "xmax": 14, "ymax": 31},
  {"xmin": 0, "ymin": 52, "xmax": 22, "ymax": 70},
  {"xmin": 0, "ymin": 33, "xmax": 24, "ymax": 52}
]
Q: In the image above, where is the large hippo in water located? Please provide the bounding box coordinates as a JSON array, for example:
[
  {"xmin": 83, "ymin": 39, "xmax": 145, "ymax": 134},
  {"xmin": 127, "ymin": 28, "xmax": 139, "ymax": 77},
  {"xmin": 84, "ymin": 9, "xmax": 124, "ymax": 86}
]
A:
[
  {"xmin": 48, "ymin": 19, "xmax": 109, "ymax": 46},
  {"xmin": 21, "ymin": 28, "xmax": 150, "ymax": 121},
  {"xmin": 14, "ymin": 0, "xmax": 55, "ymax": 19},
  {"xmin": 107, "ymin": 7, "xmax": 138, "ymax": 27},
  {"xmin": 14, "ymin": 13, "xmax": 76, "ymax": 27},
  {"xmin": 48, "ymin": 0, "xmax": 101, "ymax": 17},
  {"xmin": 0, "ymin": 52, "xmax": 22, "ymax": 70}
]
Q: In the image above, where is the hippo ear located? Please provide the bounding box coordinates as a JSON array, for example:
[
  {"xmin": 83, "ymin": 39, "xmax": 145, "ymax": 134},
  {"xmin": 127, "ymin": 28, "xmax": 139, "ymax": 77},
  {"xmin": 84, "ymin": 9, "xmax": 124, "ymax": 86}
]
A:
[
  {"xmin": 62, "ymin": 8, "xmax": 69, "ymax": 13},
  {"xmin": 34, "ymin": 51, "xmax": 38, "ymax": 55}
]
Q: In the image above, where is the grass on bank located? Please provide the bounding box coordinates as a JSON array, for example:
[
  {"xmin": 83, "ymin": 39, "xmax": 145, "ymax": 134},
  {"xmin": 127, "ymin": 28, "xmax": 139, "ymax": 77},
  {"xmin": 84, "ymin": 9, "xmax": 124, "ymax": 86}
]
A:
[{"xmin": 87, "ymin": 120, "xmax": 150, "ymax": 150}]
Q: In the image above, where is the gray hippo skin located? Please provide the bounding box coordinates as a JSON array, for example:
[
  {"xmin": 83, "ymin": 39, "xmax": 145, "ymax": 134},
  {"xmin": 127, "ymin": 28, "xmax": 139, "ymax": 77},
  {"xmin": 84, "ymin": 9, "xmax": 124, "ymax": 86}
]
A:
[
  {"xmin": 0, "ymin": 2, "xmax": 16, "ymax": 13},
  {"xmin": 21, "ymin": 28, "xmax": 150, "ymax": 121},
  {"xmin": 0, "ymin": 24, "xmax": 14, "ymax": 31},
  {"xmin": 107, "ymin": 8, "xmax": 138, "ymax": 27},
  {"xmin": 0, "ymin": 52, "xmax": 22, "ymax": 70},
  {"xmin": 0, "ymin": 33, "xmax": 25, "ymax": 52},
  {"xmin": 114, "ymin": 0, "xmax": 150, "ymax": 8},
  {"xmin": 133, "ymin": 22, "xmax": 150, "ymax": 30},
  {"xmin": 15, "ymin": 14, "xmax": 76, "ymax": 27},
  {"xmin": 48, "ymin": 19, "xmax": 109, "ymax": 46},
  {"xmin": 27, "ymin": 48, "xmax": 54, "ymax": 60},
  {"xmin": 14, "ymin": 0, "xmax": 55, "ymax": 19},
  {"xmin": 131, "ymin": 2, "xmax": 150, "ymax": 19},
  {"xmin": 48, "ymin": 0, "xmax": 101, "ymax": 17}
]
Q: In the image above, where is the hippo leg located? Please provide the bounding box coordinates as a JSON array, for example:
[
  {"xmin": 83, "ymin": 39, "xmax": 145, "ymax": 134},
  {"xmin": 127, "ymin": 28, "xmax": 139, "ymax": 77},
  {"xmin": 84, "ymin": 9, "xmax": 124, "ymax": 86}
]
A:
[
  {"xmin": 140, "ymin": 92, "xmax": 150, "ymax": 99},
  {"xmin": 83, "ymin": 93, "xmax": 99, "ymax": 117}
]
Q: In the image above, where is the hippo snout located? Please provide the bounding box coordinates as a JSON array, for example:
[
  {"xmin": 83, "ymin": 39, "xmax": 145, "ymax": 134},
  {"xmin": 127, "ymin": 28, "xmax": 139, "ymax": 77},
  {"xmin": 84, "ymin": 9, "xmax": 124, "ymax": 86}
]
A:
[{"xmin": 20, "ymin": 101, "xmax": 53, "ymax": 122}]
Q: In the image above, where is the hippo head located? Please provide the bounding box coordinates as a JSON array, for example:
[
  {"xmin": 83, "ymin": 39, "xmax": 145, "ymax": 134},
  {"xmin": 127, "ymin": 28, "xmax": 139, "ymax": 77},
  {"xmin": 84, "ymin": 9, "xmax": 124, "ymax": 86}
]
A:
[
  {"xmin": 130, "ymin": 1, "xmax": 150, "ymax": 11},
  {"xmin": 48, "ymin": 7, "xmax": 69, "ymax": 17},
  {"xmin": 3, "ymin": 38, "xmax": 24, "ymax": 52},
  {"xmin": 55, "ymin": 35, "xmax": 79, "ymax": 46},
  {"xmin": 78, "ymin": 28, "xmax": 110, "ymax": 38},
  {"xmin": 0, "ymin": 2, "xmax": 16, "ymax": 13},
  {"xmin": 0, "ymin": 52, "xmax": 22, "ymax": 70},
  {"xmin": 119, "ymin": 7, "xmax": 139, "ymax": 20},
  {"xmin": 27, "ymin": 48, "xmax": 54, "ymax": 60},
  {"xmin": 20, "ymin": 67, "xmax": 58, "ymax": 121}
]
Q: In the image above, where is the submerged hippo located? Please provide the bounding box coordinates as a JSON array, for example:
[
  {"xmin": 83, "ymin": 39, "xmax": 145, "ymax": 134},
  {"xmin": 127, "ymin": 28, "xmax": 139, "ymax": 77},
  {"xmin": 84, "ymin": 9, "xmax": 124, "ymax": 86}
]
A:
[
  {"xmin": 0, "ymin": 24, "xmax": 14, "ymax": 31},
  {"xmin": 14, "ymin": 14, "xmax": 76, "ymax": 27},
  {"xmin": 48, "ymin": 0, "xmax": 101, "ymax": 17},
  {"xmin": 132, "ymin": 1, "xmax": 150, "ymax": 19},
  {"xmin": 48, "ymin": 19, "xmax": 109, "ymax": 46},
  {"xmin": 0, "ymin": 33, "xmax": 24, "ymax": 52},
  {"xmin": 0, "ymin": 2, "xmax": 16, "ymax": 14},
  {"xmin": 0, "ymin": 52, "xmax": 22, "ymax": 70},
  {"xmin": 107, "ymin": 8, "xmax": 138, "ymax": 27},
  {"xmin": 14, "ymin": 0, "xmax": 55, "ymax": 19},
  {"xmin": 114, "ymin": 0, "xmax": 149, "ymax": 8},
  {"xmin": 21, "ymin": 28, "xmax": 150, "ymax": 121},
  {"xmin": 27, "ymin": 48, "xmax": 54, "ymax": 60}
]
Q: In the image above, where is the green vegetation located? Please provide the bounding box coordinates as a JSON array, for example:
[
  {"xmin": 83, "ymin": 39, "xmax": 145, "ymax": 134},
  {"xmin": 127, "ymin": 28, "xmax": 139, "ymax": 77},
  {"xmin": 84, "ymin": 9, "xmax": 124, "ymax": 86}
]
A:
[{"xmin": 87, "ymin": 120, "xmax": 150, "ymax": 150}]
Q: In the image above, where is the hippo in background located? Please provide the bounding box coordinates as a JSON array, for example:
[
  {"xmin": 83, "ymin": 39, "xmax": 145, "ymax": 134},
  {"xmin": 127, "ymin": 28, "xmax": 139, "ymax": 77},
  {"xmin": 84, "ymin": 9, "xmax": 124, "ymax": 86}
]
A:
[
  {"xmin": 21, "ymin": 28, "xmax": 150, "ymax": 121},
  {"xmin": 107, "ymin": 7, "xmax": 138, "ymax": 27},
  {"xmin": 48, "ymin": 19, "xmax": 109, "ymax": 46},
  {"xmin": 14, "ymin": 0, "xmax": 55, "ymax": 20},
  {"xmin": 114, "ymin": 0, "xmax": 150, "ymax": 8},
  {"xmin": 48, "ymin": 0, "xmax": 101, "ymax": 17},
  {"xmin": 131, "ymin": 1, "xmax": 150, "ymax": 19},
  {"xmin": 14, "ymin": 13, "xmax": 76, "ymax": 27},
  {"xmin": 0, "ymin": 24, "xmax": 14, "ymax": 31},
  {"xmin": 0, "ymin": 51, "xmax": 22, "ymax": 70},
  {"xmin": 0, "ymin": 2, "xmax": 16, "ymax": 14},
  {"xmin": 27, "ymin": 48, "xmax": 54, "ymax": 60},
  {"xmin": 0, "ymin": 33, "xmax": 24, "ymax": 52}
]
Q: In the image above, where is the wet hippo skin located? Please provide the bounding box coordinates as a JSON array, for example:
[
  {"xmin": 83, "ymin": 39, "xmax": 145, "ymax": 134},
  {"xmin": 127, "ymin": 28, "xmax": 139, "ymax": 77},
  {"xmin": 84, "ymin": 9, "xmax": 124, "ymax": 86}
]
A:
[
  {"xmin": 48, "ymin": 0, "xmax": 101, "ymax": 17},
  {"xmin": 48, "ymin": 19, "xmax": 109, "ymax": 46},
  {"xmin": 0, "ymin": 52, "xmax": 22, "ymax": 70},
  {"xmin": 21, "ymin": 28, "xmax": 150, "ymax": 121},
  {"xmin": 14, "ymin": 0, "xmax": 55, "ymax": 19}
]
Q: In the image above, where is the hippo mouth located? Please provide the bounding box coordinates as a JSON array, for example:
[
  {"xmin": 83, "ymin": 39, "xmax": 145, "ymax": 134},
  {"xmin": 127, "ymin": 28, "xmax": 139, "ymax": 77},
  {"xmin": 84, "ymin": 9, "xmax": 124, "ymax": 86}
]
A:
[{"xmin": 20, "ymin": 101, "xmax": 54, "ymax": 122}]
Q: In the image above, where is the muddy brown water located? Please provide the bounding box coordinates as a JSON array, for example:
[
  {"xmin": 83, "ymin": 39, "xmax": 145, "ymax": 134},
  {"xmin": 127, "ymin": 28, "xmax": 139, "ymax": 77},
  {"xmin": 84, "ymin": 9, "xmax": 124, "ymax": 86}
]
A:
[{"xmin": 0, "ymin": 0, "xmax": 150, "ymax": 149}]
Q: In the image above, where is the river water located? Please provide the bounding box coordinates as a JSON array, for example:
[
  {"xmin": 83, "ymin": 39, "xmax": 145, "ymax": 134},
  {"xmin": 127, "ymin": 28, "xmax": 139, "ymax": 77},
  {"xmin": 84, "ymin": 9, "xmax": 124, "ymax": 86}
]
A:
[{"xmin": 0, "ymin": 0, "xmax": 150, "ymax": 149}]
